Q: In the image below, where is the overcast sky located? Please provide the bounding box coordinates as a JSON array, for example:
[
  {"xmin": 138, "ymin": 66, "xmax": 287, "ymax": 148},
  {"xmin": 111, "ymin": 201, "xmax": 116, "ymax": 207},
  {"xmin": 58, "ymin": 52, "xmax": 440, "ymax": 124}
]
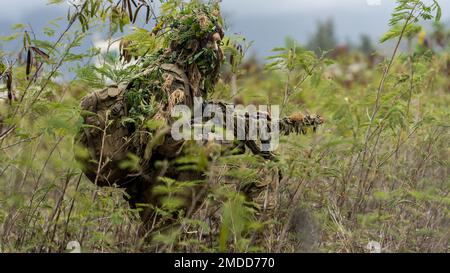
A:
[
  {"xmin": 1, "ymin": 0, "xmax": 449, "ymax": 57},
  {"xmin": 2, "ymin": 0, "xmax": 449, "ymax": 19}
]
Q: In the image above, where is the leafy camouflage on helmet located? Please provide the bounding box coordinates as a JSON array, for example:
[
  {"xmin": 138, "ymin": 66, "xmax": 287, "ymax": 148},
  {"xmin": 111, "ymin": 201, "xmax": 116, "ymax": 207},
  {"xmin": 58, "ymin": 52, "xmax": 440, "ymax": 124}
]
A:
[
  {"xmin": 163, "ymin": 1, "xmax": 224, "ymax": 49},
  {"xmin": 152, "ymin": 1, "xmax": 224, "ymax": 93}
]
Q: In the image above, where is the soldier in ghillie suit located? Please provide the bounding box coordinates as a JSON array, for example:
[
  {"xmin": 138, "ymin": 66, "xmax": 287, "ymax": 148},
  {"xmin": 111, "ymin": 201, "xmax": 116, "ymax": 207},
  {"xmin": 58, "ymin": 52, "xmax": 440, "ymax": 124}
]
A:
[{"xmin": 75, "ymin": 3, "xmax": 324, "ymax": 230}]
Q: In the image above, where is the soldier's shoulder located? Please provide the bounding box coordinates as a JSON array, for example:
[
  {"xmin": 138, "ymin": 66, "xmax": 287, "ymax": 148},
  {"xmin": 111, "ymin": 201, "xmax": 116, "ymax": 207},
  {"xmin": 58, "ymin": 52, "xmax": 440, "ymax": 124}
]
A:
[
  {"xmin": 160, "ymin": 63, "xmax": 186, "ymax": 77},
  {"xmin": 138, "ymin": 63, "xmax": 188, "ymax": 81},
  {"xmin": 80, "ymin": 83, "xmax": 127, "ymax": 110}
]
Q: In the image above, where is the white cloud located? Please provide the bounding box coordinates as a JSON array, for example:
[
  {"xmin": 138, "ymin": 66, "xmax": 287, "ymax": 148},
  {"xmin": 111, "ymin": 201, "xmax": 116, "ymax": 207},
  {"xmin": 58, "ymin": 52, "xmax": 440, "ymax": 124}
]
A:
[{"xmin": 93, "ymin": 38, "xmax": 120, "ymax": 55}]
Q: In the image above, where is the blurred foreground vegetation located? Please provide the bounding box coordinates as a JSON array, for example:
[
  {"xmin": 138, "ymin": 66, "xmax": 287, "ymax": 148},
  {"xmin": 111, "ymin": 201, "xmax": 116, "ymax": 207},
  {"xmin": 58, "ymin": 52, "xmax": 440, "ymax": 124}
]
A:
[{"xmin": 0, "ymin": 0, "xmax": 449, "ymax": 252}]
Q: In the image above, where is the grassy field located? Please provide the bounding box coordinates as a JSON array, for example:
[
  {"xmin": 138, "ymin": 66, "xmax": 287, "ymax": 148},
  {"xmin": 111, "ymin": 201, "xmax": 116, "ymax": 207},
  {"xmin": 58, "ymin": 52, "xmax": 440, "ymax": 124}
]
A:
[{"xmin": 0, "ymin": 0, "xmax": 448, "ymax": 253}]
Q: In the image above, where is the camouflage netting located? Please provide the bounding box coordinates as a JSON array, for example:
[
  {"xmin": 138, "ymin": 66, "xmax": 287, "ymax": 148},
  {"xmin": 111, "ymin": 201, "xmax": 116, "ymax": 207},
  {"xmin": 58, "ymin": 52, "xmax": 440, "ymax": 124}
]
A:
[
  {"xmin": 74, "ymin": 1, "xmax": 324, "ymax": 231},
  {"xmin": 76, "ymin": 2, "xmax": 225, "ymax": 182}
]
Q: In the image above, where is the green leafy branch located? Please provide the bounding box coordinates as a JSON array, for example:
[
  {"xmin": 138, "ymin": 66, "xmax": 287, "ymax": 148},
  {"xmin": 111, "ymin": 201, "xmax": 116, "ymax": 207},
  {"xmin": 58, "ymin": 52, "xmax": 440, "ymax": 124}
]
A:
[{"xmin": 380, "ymin": 0, "xmax": 441, "ymax": 43}]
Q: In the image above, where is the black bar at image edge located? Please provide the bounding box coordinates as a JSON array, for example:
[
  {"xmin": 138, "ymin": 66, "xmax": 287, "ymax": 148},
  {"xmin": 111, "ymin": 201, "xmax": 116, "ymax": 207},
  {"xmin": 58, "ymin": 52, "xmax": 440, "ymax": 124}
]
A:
[{"xmin": 0, "ymin": 253, "xmax": 446, "ymax": 272}]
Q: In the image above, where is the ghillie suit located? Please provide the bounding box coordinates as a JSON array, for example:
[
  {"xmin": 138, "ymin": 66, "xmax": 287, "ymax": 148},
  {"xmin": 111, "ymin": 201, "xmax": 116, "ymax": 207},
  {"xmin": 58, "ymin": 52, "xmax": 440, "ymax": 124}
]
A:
[{"xmin": 75, "ymin": 3, "xmax": 324, "ymax": 232}]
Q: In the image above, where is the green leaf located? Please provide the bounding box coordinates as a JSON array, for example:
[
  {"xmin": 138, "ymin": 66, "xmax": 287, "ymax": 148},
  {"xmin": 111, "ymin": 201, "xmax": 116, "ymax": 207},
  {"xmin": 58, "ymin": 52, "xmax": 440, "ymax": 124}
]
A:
[
  {"xmin": 47, "ymin": 0, "xmax": 64, "ymax": 5},
  {"xmin": 433, "ymin": 0, "xmax": 442, "ymax": 22}
]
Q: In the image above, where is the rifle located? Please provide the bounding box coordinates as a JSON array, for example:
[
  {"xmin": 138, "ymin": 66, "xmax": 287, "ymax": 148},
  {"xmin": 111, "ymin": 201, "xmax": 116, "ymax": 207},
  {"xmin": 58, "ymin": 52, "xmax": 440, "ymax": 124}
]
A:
[{"xmin": 200, "ymin": 101, "xmax": 325, "ymax": 161}]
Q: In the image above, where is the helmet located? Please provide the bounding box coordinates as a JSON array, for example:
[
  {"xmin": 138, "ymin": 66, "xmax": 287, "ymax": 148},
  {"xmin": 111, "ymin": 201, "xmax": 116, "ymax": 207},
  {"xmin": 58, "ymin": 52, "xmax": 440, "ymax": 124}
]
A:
[{"xmin": 158, "ymin": 1, "xmax": 225, "ymax": 88}]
